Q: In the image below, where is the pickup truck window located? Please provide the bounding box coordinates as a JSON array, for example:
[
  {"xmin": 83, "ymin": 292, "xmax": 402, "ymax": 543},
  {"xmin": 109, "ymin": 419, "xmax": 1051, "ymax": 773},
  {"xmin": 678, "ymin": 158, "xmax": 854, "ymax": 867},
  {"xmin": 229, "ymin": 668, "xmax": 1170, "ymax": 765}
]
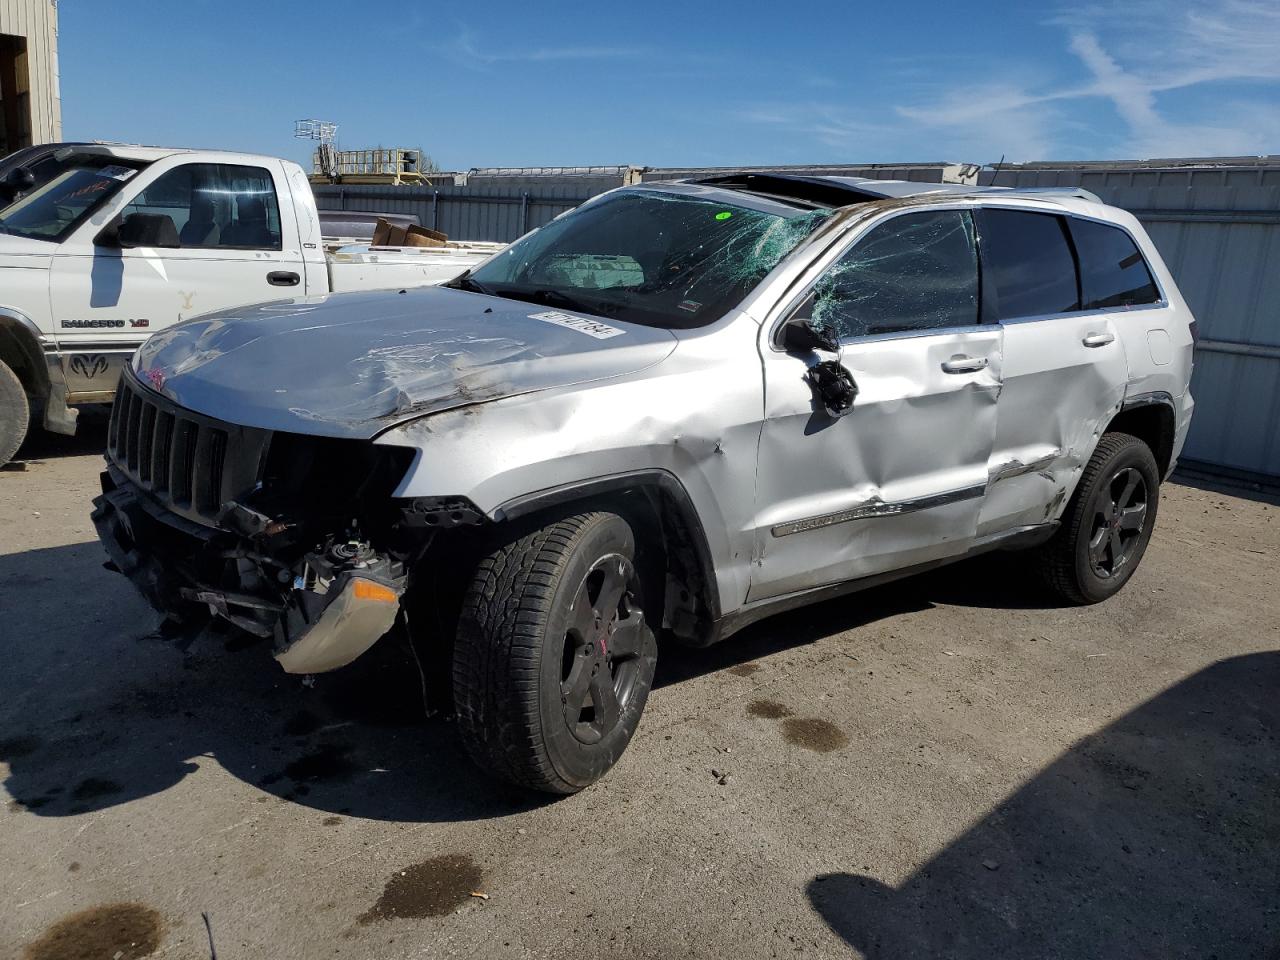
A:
[
  {"xmin": 1067, "ymin": 217, "xmax": 1160, "ymax": 309},
  {"xmin": 123, "ymin": 163, "xmax": 282, "ymax": 250},
  {"xmin": 0, "ymin": 153, "xmax": 146, "ymax": 242},
  {"xmin": 977, "ymin": 209, "xmax": 1081, "ymax": 320},
  {"xmin": 796, "ymin": 210, "xmax": 980, "ymax": 338},
  {"xmin": 461, "ymin": 190, "xmax": 830, "ymax": 329}
]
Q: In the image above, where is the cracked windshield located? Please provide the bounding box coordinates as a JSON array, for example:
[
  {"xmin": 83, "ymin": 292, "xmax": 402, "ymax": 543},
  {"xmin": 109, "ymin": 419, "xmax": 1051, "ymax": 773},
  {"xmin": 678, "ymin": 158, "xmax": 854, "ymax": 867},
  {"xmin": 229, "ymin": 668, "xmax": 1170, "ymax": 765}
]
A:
[{"xmin": 456, "ymin": 189, "xmax": 830, "ymax": 328}]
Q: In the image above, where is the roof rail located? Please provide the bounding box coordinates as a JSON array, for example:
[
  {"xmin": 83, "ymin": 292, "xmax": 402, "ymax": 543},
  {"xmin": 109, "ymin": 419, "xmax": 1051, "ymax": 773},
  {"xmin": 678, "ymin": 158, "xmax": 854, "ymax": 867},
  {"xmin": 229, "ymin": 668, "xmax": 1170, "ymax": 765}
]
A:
[{"xmin": 988, "ymin": 186, "xmax": 1103, "ymax": 203}]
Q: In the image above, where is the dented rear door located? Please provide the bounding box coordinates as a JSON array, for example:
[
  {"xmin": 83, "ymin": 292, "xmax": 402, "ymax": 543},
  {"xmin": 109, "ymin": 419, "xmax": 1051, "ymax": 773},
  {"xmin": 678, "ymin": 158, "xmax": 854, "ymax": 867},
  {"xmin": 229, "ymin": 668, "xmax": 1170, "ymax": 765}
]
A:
[
  {"xmin": 974, "ymin": 208, "xmax": 1129, "ymax": 536},
  {"xmin": 750, "ymin": 209, "xmax": 1002, "ymax": 602}
]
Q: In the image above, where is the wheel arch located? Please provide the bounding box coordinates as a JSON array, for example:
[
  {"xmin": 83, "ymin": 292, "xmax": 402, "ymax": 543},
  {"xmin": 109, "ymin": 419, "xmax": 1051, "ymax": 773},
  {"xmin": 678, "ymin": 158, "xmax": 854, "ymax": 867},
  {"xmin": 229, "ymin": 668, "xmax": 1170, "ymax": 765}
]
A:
[
  {"xmin": 492, "ymin": 469, "xmax": 722, "ymax": 642},
  {"xmin": 1104, "ymin": 392, "xmax": 1177, "ymax": 479},
  {"xmin": 0, "ymin": 308, "xmax": 52, "ymax": 398}
]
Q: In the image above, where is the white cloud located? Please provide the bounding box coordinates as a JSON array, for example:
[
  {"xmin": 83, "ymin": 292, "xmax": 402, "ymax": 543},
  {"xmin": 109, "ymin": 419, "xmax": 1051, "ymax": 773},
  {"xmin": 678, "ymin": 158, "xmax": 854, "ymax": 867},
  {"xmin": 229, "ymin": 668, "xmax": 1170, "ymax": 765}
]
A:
[
  {"xmin": 447, "ymin": 28, "xmax": 647, "ymax": 69},
  {"xmin": 738, "ymin": 0, "xmax": 1280, "ymax": 161},
  {"xmin": 1052, "ymin": 0, "xmax": 1280, "ymax": 156},
  {"xmin": 731, "ymin": 103, "xmax": 893, "ymax": 155}
]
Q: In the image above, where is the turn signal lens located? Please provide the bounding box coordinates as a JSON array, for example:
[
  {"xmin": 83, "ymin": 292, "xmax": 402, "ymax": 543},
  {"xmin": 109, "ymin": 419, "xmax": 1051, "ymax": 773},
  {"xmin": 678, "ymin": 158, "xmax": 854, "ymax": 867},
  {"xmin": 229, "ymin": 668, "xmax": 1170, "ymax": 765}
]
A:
[{"xmin": 352, "ymin": 579, "xmax": 399, "ymax": 604}]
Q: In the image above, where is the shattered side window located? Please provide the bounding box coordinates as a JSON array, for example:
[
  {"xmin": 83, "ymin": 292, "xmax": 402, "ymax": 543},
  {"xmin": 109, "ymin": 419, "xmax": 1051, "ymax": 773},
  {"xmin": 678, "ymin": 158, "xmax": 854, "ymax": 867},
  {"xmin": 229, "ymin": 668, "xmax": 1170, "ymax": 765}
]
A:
[
  {"xmin": 465, "ymin": 190, "xmax": 831, "ymax": 328},
  {"xmin": 797, "ymin": 211, "xmax": 979, "ymax": 338}
]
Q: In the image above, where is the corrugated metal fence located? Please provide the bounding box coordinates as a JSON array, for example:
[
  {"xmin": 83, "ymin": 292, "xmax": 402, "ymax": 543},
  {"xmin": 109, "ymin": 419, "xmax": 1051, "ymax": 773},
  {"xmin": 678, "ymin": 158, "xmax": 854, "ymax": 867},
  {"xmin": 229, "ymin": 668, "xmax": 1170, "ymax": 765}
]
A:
[
  {"xmin": 315, "ymin": 158, "xmax": 1280, "ymax": 483},
  {"xmin": 313, "ymin": 182, "xmax": 602, "ymax": 243},
  {"xmin": 310, "ymin": 163, "xmax": 972, "ymax": 242}
]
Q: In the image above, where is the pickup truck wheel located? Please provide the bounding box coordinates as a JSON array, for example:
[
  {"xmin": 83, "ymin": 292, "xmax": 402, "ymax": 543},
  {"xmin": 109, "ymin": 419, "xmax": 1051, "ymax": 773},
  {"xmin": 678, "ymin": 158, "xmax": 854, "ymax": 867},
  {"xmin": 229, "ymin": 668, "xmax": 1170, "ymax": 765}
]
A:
[
  {"xmin": 453, "ymin": 512, "xmax": 657, "ymax": 794},
  {"xmin": 1036, "ymin": 432, "xmax": 1160, "ymax": 605},
  {"xmin": 0, "ymin": 359, "xmax": 31, "ymax": 467}
]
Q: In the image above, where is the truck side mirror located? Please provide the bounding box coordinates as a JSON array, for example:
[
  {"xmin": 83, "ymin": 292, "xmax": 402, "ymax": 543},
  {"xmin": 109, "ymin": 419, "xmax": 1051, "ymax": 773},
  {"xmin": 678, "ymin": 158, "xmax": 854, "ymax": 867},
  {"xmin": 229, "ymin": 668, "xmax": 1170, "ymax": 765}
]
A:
[
  {"xmin": 94, "ymin": 220, "xmax": 123, "ymax": 248},
  {"xmin": 782, "ymin": 316, "xmax": 840, "ymax": 353},
  {"xmin": 110, "ymin": 213, "xmax": 181, "ymax": 249},
  {"xmin": 0, "ymin": 166, "xmax": 35, "ymax": 204}
]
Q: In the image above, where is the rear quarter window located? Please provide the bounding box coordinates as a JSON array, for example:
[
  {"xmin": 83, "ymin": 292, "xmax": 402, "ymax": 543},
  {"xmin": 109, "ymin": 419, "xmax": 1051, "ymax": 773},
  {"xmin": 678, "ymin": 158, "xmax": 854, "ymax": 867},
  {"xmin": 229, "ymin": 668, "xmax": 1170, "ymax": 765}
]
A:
[
  {"xmin": 1067, "ymin": 217, "xmax": 1160, "ymax": 309},
  {"xmin": 976, "ymin": 209, "xmax": 1080, "ymax": 320}
]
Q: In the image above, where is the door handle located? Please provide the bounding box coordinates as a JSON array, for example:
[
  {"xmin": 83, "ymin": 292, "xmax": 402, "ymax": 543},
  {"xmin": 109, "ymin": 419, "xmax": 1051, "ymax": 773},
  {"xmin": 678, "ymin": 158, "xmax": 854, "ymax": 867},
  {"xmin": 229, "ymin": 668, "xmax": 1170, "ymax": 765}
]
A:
[
  {"xmin": 1082, "ymin": 332, "xmax": 1116, "ymax": 348},
  {"xmin": 941, "ymin": 355, "xmax": 989, "ymax": 374},
  {"xmin": 267, "ymin": 271, "xmax": 300, "ymax": 287}
]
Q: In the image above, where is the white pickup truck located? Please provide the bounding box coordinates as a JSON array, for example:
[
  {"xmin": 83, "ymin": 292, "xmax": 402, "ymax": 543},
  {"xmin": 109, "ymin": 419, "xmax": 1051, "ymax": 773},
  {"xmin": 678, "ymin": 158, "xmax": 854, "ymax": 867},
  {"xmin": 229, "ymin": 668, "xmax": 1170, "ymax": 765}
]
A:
[{"xmin": 0, "ymin": 143, "xmax": 502, "ymax": 464}]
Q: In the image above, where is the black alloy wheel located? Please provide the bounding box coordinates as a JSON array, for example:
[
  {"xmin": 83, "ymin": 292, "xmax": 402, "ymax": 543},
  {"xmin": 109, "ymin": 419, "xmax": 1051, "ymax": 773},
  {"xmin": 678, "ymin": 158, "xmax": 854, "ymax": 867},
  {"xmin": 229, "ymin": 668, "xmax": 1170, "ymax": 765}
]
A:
[
  {"xmin": 1087, "ymin": 466, "xmax": 1149, "ymax": 579},
  {"xmin": 1035, "ymin": 432, "xmax": 1161, "ymax": 604},
  {"xmin": 560, "ymin": 553, "xmax": 649, "ymax": 745}
]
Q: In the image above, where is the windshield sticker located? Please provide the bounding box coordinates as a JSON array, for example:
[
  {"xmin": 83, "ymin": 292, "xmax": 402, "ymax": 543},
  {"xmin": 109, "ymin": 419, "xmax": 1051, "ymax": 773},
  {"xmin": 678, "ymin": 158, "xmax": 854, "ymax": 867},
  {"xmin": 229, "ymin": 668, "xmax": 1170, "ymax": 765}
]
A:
[
  {"xmin": 715, "ymin": 211, "xmax": 733, "ymax": 220},
  {"xmin": 529, "ymin": 310, "xmax": 624, "ymax": 340},
  {"xmin": 677, "ymin": 300, "xmax": 702, "ymax": 313},
  {"xmin": 98, "ymin": 165, "xmax": 138, "ymax": 182}
]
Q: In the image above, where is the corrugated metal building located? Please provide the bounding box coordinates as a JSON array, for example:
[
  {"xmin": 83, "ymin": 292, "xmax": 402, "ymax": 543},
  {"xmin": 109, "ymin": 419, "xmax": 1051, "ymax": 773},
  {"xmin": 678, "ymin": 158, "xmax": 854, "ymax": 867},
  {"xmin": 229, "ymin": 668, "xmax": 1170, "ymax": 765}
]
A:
[
  {"xmin": 314, "ymin": 156, "xmax": 1280, "ymax": 485},
  {"xmin": 0, "ymin": 0, "xmax": 60, "ymax": 153}
]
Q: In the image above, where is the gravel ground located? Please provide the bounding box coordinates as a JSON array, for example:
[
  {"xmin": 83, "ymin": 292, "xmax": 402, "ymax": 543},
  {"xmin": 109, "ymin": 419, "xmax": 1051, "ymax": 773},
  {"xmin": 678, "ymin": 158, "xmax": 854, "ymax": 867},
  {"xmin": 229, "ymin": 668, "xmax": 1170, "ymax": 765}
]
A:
[{"xmin": 1, "ymin": 425, "xmax": 1277, "ymax": 960}]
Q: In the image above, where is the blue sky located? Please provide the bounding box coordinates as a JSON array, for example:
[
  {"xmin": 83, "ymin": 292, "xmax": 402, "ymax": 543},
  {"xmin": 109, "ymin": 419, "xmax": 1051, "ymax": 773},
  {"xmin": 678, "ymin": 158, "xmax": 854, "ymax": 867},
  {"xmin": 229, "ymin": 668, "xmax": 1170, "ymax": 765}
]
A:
[{"xmin": 60, "ymin": 0, "xmax": 1280, "ymax": 171}]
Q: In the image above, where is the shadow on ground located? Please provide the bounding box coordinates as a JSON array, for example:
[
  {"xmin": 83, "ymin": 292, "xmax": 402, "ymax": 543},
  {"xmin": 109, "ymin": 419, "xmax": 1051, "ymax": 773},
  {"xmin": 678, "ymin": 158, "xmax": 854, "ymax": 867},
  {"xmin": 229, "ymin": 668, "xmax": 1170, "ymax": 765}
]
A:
[
  {"xmin": 0, "ymin": 539, "xmax": 548, "ymax": 824},
  {"xmin": 654, "ymin": 550, "xmax": 1066, "ymax": 689},
  {"xmin": 1172, "ymin": 465, "xmax": 1280, "ymax": 507},
  {"xmin": 807, "ymin": 651, "xmax": 1280, "ymax": 959},
  {"xmin": 0, "ymin": 535, "xmax": 1064, "ymax": 824},
  {"xmin": 5, "ymin": 409, "xmax": 110, "ymax": 469}
]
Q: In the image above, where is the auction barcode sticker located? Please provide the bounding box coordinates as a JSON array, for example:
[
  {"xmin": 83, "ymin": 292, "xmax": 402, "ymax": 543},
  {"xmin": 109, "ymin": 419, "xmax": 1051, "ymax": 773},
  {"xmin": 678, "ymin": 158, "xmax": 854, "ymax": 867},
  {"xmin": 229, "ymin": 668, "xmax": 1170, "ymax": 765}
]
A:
[{"xmin": 529, "ymin": 311, "xmax": 624, "ymax": 340}]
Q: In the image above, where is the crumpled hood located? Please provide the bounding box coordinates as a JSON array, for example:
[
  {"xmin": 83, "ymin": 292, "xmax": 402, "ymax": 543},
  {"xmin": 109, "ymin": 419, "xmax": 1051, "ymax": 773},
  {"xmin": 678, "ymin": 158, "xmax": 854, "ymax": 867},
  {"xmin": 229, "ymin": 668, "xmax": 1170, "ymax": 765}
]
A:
[{"xmin": 133, "ymin": 286, "xmax": 678, "ymax": 438}]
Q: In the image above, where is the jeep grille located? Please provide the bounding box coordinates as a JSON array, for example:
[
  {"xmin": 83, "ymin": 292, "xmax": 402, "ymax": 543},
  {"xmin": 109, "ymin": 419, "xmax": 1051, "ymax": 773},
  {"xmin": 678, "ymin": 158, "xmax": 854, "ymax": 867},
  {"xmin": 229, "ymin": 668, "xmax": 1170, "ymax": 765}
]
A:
[{"xmin": 108, "ymin": 371, "xmax": 273, "ymax": 526}]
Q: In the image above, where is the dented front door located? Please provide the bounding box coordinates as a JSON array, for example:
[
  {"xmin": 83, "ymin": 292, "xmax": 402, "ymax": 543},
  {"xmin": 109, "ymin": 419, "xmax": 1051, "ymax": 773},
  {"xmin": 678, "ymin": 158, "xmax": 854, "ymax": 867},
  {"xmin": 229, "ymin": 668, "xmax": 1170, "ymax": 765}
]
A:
[{"xmin": 749, "ymin": 209, "xmax": 1003, "ymax": 602}]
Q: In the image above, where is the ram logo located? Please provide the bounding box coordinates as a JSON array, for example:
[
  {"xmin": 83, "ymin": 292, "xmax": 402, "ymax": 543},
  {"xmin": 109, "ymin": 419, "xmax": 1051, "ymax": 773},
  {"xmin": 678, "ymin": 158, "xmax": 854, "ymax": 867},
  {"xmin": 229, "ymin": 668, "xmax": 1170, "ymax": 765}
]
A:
[{"xmin": 69, "ymin": 354, "xmax": 109, "ymax": 379}]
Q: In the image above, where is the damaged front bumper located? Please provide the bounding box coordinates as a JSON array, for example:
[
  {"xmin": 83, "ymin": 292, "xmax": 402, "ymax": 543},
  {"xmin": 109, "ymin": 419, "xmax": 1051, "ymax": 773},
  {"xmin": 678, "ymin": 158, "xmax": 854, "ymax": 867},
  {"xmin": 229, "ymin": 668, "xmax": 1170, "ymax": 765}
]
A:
[{"xmin": 92, "ymin": 468, "xmax": 407, "ymax": 674}]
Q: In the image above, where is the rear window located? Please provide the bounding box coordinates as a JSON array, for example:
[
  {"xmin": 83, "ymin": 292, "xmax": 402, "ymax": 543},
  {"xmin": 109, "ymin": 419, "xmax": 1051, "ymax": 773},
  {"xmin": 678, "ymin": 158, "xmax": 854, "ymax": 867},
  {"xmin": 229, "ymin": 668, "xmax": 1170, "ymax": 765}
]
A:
[
  {"xmin": 977, "ymin": 209, "xmax": 1080, "ymax": 320},
  {"xmin": 1068, "ymin": 217, "xmax": 1160, "ymax": 309}
]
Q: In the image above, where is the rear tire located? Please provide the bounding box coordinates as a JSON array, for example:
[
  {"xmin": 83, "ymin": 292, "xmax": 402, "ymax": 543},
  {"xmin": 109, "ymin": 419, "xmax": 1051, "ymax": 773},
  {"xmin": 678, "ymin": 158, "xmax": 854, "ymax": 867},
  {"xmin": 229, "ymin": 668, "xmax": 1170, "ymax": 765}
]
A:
[
  {"xmin": 1035, "ymin": 432, "xmax": 1160, "ymax": 604},
  {"xmin": 453, "ymin": 512, "xmax": 657, "ymax": 794},
  {"xmin": 0, "ymin": 359, "xmax": 31, "ymax": 467}
]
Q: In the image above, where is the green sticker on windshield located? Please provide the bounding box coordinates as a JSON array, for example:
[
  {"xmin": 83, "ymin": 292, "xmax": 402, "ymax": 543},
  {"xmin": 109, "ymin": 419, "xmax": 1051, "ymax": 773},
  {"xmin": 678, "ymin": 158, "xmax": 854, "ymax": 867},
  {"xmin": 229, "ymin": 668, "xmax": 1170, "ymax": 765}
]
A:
[{"xmin": 715, "ymin": 211, "xmax": 733, "ymax": 220}]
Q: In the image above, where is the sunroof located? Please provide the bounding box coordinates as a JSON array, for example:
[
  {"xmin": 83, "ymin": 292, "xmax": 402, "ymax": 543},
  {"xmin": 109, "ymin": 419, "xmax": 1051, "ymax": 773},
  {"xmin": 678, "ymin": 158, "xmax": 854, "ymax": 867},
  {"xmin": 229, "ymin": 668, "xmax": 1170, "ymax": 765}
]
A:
[{"xmin": 690, "ymin": 173, "xmax": 884, "ymax": 208}]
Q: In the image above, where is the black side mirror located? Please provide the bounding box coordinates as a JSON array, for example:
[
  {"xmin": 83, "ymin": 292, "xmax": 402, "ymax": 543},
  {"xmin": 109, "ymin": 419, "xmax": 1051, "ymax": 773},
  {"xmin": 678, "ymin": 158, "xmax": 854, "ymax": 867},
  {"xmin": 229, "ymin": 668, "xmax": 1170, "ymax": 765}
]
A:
[
  {"xmin": 95, "ymin": 219, "xmax": 122, "ymax": 248},
  {"xmin": 112, "ymin": 212, "xmax": 181, "ymax": 249},
  {"xmin": 782, "ymin": 316, "xmax": 840, "ymax": 353}
]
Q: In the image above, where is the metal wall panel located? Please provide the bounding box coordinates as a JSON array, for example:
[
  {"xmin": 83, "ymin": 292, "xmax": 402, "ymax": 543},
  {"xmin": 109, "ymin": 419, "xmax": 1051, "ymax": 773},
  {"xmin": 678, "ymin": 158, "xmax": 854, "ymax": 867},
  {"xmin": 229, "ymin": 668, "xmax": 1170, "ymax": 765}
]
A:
[
  {"xmin": 0, "ymin": 0, "xmax": 60, "ymax": 145},
  {"xmin": 313, "ymin": 184, "xmax": 591, "ymax": 243}
]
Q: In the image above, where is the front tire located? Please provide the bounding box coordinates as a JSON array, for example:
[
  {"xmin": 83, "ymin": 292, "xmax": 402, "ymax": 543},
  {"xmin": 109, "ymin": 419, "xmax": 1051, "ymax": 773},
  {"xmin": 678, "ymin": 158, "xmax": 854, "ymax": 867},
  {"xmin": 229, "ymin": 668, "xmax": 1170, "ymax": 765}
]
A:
[
  {"xmin": 0, "ymin": 359, "xmax": 31, "ymax": 467},
  {"xmin": 453, "ymin": 512, "xmax": 657, "ymax": 793},
  {"xmin": 1036, "ymin": 432, "xmax": 1161, "ymax": 604}
]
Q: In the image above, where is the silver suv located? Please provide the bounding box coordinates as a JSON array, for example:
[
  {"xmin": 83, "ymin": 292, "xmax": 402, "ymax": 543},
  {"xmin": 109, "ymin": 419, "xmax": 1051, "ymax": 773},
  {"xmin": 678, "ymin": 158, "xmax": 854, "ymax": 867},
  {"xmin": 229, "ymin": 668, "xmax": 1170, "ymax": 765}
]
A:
[{"xmin": 93, "ymin": 173, "xmax": 1196, "ymax": 793}]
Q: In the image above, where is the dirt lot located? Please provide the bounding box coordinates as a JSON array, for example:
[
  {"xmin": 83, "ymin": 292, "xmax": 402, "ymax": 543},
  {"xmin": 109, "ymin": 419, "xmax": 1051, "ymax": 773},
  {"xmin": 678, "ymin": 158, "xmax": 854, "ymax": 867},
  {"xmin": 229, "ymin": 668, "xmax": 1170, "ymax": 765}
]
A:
[{"xmin": 1, "ymin": 425, "xmax": 1277, "ymax": 960}]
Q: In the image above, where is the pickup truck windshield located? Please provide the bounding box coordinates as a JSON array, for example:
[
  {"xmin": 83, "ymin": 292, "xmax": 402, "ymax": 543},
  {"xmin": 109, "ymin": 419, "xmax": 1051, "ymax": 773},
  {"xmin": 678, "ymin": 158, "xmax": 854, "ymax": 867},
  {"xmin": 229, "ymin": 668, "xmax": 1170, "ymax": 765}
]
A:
[
  {"xmin": 460, "ymin": 190, "xmax": 831, "ymax": 328},
  {"xmin": 0, "ymin": 153, "xmax": 146, "ymax": 242}
]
